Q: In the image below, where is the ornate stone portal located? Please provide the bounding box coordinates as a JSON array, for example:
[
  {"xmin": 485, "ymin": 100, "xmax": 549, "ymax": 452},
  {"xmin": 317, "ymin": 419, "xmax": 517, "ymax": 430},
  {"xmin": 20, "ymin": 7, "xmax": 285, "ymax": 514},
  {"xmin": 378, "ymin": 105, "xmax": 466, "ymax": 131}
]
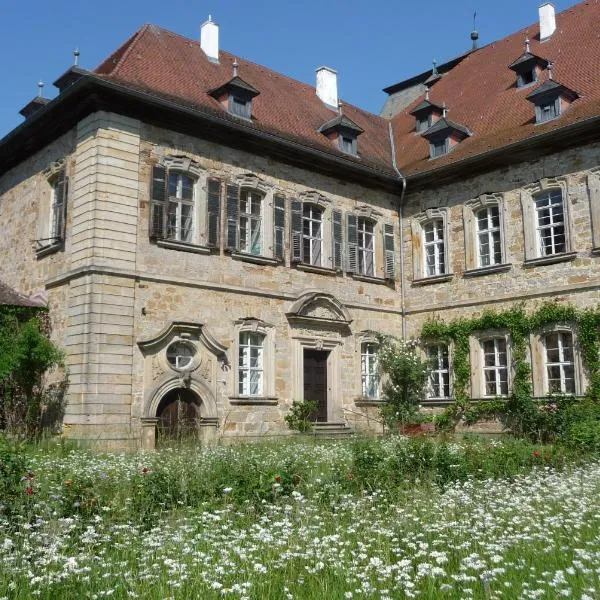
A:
[{"xmin": 137, "ymin": 322, "xmax": 228, "ymax": 448}]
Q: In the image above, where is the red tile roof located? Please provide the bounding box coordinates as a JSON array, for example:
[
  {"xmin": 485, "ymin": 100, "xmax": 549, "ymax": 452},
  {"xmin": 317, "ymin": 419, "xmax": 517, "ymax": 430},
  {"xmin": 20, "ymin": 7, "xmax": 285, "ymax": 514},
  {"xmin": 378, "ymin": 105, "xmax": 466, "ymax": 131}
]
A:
[
  {"xmin": 391, "ymin": 0, "xmax": 600, "ymax": 176},
  {"xmin": 94, "ymin": 25, "xmax": 395, "ymax": 176}
]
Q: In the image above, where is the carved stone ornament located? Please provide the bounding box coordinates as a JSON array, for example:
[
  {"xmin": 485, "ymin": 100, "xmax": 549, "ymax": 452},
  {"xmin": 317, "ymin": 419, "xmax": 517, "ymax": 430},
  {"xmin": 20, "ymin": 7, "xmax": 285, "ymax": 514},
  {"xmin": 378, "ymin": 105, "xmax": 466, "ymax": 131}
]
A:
[
  {"xmin": 286, "ymin": 291, "xmax": 352, "ymax": 328},
  {"xmin": 151, "ymin": 355, "xmax": 164, "ymax": 382}
]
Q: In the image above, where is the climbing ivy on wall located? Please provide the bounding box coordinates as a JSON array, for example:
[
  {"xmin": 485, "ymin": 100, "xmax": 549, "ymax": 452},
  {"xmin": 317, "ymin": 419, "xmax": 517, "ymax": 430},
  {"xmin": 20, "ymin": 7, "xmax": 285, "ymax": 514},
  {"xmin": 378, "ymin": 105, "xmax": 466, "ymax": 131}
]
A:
[{"xmin": 420, "ymin": 301, "xmax": 600, "ymax": 433}]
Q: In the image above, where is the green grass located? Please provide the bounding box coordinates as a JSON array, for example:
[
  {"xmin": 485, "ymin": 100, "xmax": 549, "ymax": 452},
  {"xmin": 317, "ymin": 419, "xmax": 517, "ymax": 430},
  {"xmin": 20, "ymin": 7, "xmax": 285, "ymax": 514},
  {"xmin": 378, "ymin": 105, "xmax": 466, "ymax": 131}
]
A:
[{"xmin": 0, "ymin": 436, "xmax": 599, "ymax": 599}]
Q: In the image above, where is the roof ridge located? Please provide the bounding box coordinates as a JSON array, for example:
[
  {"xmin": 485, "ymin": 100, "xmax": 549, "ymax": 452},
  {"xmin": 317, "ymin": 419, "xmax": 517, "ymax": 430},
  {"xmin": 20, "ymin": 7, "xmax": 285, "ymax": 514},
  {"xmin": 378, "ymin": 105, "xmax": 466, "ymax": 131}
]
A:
[{"xmin": 95, "ymin": 23, "xmax": 151, "ymax": 76}]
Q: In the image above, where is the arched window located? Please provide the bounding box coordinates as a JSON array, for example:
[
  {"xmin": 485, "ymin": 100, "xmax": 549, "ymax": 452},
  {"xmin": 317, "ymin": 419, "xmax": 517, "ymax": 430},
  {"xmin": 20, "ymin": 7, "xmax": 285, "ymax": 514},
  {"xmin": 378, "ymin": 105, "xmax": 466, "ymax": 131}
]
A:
[{"xmin": 238, "ymin": 331, "xmax": 265, "ymax": 396}]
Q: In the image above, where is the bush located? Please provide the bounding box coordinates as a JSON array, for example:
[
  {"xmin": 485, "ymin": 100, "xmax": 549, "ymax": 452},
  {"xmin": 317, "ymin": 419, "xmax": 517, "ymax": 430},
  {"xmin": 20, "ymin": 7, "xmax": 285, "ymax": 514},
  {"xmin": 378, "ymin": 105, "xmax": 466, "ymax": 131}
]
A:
[
  {"xmin": 285, "ymin": 399, "xmax": 318, "ymax": 433},
  {"xmin": 377, "ymin": 336, "xmax": 430, "ymax": 429},
  {"xmin": 0, "ymin": 435, "xmax": 28, "ymax": 516}
]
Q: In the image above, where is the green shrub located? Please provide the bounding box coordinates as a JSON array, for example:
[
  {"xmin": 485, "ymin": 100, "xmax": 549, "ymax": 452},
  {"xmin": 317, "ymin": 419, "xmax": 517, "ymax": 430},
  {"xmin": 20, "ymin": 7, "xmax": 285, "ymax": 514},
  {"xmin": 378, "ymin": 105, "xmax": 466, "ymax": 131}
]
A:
[
  {"xmin": 285, "ymin": 399, "xmax": 318, "ymax": 432},
  {"xmin": 0, "ymin": 435, "xmax": 28, "ymax": 515}
]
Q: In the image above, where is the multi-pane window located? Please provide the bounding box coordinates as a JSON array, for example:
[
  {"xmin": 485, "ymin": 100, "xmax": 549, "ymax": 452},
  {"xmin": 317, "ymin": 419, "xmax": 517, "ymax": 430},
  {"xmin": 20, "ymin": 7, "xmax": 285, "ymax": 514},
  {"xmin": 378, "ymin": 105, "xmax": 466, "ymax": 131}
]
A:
[
  {"xmin": 49, "ymin": 175, "xmax": 66, "ymax": 241},
  {"xmin": 427, "ymin": 345, "xmax": 450, "ymax": 399},
  {"xmin": 361, "ymin": 343, "xmax": 379, "ymax": 399},
  {"xmin": 431, "ymin": 139, "xmax": 448, "ymax": 158},
  {"xmin": 416, "ymin": 115, "xmax": 432, "ymax": 133},
  {"xmin": 340, "ymin": 136, "xmax": 357, "ymax": 155},
  {"xmin": 302, "ymin": 205, "xmax": 323, "ymax": 266},
  {"xmin": 544, "ymin": 331, "xmax": 575, "ymax": 394},
  {"xmin": 424, "ymin": 219, "xmax": 446, "ymax": 276},
  {"xmin": 239, "ymin": 332, "xmax": 264, "ymax": 396},
  {"xmin": 167, "ymin": 173, "xmax": 194, "ymax": 242},
  {"xmin": 482, "ymin": 338, "xmax": 509, "ymax": 397},
  {"xmin": 535, "ymin": 189, "xmax": 566, "ymax": 256},
  {"xmin": 357, "ymin": 218, "xmax": 375, "ymax": 276},
  {"xmin": 476, "ymin": 206, "xmax": 502, "ymax": 267},
  {"xmin": 239, "ymin": 189, "xmax": 262, "ymax": 255},
  {"xmin": 537, "ymin": 99, "xmax": 560, "ymax": 123},
  {"xmin": 230, "ymin": 96, "xmax": 251, "ymax": 119}
]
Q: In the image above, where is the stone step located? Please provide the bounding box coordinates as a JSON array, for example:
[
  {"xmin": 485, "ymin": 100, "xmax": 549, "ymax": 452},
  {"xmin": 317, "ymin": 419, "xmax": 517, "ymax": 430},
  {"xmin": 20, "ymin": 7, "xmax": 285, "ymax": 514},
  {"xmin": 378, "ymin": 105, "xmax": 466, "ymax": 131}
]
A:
[{"xmin": 311, "ymin": 422, "xmax": 354, "ymax": 437}]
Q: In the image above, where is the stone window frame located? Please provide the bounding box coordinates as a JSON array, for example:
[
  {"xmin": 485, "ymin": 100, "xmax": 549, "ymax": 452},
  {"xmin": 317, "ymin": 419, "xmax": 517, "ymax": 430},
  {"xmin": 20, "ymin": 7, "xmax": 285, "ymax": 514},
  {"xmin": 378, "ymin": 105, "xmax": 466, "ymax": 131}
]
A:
[
  {"xmin": 423, "ymin": 341, "xmax": 453, "ymax": 403},
  {"xmin": 521, "ymin": 177, "xmax": 577, "ymax": 267},
  {"xmin": 36, "ymin": 158, "xmax": 68, "ymax": 258},
  {"xmin": 463, "ymin": 194, "xmax": 512, "ymax": 276},
  {"xmin": 230, "ymin": 318, "xmax": 277, "ymax": 404},
  {"xmin": 228, "ymin": 173, "xmax": 277, "ymax": 264},
  {"xmin": 469, "ymin": 331, "xmax": 512, "ymax": 399},
  {"xmin": 530, "ymin": 324, "xmax": 585, "ymax": 398},
  {"xmin": 165, "ymin": 340, "xmax": 198, "ymax": 372},
  {"xmin": 152, "ymin": 155, "xmax": 209, "ymax": 253},
  {"xmin": 411, "ymin": 208, "xmax": 453, "ymax": 285}
]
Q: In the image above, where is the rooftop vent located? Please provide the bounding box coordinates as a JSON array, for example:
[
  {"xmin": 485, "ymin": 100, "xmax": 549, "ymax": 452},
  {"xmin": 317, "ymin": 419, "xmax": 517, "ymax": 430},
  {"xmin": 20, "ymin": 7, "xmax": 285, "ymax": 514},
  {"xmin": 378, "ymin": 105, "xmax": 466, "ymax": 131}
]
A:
[
  {"xmin": 539, "ymin": 3, "xmax": 556, "ymax": 41},
  {"xmin": 201, "ymin": 15, "xmax": 219, "ymax": 62},
  {"xmin": 316, "ymin": 66, "xmax": 338, "ymax": 110}
]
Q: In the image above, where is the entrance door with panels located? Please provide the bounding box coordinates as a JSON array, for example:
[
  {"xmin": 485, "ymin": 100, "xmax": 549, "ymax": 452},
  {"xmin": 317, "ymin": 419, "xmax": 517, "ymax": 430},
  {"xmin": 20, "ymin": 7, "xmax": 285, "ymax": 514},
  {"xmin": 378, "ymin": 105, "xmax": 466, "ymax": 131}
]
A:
[{"xmin": 303, "ymin": 349, "xmax": 329, "ymax": 422}]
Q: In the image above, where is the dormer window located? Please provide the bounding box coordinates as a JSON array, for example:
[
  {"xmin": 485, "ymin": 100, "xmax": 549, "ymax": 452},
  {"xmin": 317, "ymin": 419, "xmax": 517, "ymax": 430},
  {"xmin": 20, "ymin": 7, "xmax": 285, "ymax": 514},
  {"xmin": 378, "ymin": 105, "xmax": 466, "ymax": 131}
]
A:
[
  {"xmin": 318, "ymin": 113, "xmax": 364, "ymax": 156},
  {"xmin": 420, "ymin": 112, "xmax": 471, "ymax": 159},
  {"xmin": 409, "ymin": 92, "xmax": 443, "ymax": 133},
  {"xmin": 526, "ymin": 71, "xmax": 579, "ymax": 125},
  {"xmin": 509, "ymin": 40, "xmax": 548, "ymax": 89},
  {"xmin": 208, "ymin": 67, "xmax": 260, "ymax": 121}
]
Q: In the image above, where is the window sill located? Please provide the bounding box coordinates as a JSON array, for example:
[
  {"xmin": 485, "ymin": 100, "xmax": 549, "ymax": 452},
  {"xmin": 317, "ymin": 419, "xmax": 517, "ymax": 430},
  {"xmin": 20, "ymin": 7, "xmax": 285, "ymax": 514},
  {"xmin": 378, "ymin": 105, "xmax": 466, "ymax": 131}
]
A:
[
  {"xmin": 35, "ymin": 241, "xmax": 63, "ymax": 259},
  {"xmin": 294, "ymin": 263, "xmax": 340, "ymax": 276},
  {"xmin": 229, "ymin": 396, "xmax": 278, "ymax": 406},
  {"xmin": 355, "ymin": 399, "xmax": 384, "ymax": 407},
  {"xmin": 351, "ymin": 273, "xmax": 390, "ymax": 285},
  {"xmin": 156, "ymin": 239, "xmax": 211, "ymax": 255},
  {"xmin": 412, "ymin": 273, "xmax": 454, "ymax": 286},
  {"xmin": 591, "ymin": 247, "xmax": 600, "ymax": 256},
  {"xmin": 420, "ymin": 398, "xmax": 454, "ymax": 407},
  {"xmin": 464, "ymin": 263, "xmax": 512, "ymax": 278},
  {"xmin": 523, "ymin": 252, "xmax": 577, "ymax": 268},
  {"xmin": 231, "ymin": 252, "xmax": 279, "ymax": 266}
]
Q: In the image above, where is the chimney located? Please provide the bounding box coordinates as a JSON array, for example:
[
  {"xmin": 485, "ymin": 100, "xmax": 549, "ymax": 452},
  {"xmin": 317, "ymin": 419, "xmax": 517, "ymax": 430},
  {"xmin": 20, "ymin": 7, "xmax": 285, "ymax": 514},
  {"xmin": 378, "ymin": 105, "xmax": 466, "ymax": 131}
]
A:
[
  {"xmin": 316, "ymin": 66, "xmax": 338, "ymax": 109},
  {"xmin": 201, "ymin": 15, "xmax": 219, "ymax": 62},
  {"xmin": 539, "ymin": 3, "xmax": 556, "ymax": 41}
]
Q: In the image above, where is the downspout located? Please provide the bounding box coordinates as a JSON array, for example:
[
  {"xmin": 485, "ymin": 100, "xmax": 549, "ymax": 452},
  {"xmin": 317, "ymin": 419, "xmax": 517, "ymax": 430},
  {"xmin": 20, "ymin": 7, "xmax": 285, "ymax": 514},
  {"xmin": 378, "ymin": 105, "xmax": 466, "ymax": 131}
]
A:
[{"xmin": 388, "ymin": 121, "xmax": 408, "ymax": 341}]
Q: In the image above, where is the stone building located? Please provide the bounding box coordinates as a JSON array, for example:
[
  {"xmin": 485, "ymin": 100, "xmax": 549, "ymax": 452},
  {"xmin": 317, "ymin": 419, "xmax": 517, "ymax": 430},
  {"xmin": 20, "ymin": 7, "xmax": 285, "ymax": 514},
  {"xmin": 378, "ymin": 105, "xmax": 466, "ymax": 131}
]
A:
[{"xmin": 0, "ymin": 2, "xmax": 599, "ymax": 446}]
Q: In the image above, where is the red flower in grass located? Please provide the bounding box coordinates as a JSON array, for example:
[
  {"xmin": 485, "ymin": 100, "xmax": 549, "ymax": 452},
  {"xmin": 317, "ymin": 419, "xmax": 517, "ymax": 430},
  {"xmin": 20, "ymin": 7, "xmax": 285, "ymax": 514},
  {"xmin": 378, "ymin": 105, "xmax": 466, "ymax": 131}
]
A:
[
  {"xmin": 274, "ymin": 474, "xmax": 282, "ymax": 483},
  {"xmin": 533, "ymin": 450, "xmax": 542, "ymax": 458},
  {"xmin": 25, "ymin": 486, "xmax": 34, "ymax": 496},
  {"xmin": 142, "ymin": 467, "xmax": 152, "ymax": 475}
]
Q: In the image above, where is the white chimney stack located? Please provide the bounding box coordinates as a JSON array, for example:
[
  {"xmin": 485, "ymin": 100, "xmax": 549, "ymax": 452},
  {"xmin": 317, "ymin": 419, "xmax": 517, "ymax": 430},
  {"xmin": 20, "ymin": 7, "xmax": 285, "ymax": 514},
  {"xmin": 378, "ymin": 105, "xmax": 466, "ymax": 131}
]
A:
[
  {"xmin": 316, "ymin": 66, "xmax": 338, "ymax": 109},
  {"xmin": 201, "ymin": 15, "xmax": 219, "ymax": 62},
  {"xmin": 539, "ymin": 3, "xmax": 556, "ymax": 41}
]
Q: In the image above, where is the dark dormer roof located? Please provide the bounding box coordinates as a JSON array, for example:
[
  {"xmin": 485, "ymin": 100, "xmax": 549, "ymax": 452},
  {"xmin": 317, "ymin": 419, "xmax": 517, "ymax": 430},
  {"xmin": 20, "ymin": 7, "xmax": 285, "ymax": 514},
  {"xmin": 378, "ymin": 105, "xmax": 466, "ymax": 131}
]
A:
[
  {"xmin": 208, "ymin": 76, "xmax": 260, "ymax": 100},
  {"xmin": 19, "ymin": 97, "xmax": 50, "ymax": 119},
  {"xmin": 421, "ymin": 117, "xmax": 471, "ymax": 140},
  {"xmin": 424, "ymin": 72, "xmax": 441, "ymax": 86},
  {"xmin": 318, "ymin": 113, "xmax": 364, "ymax": 136},
  {"xmin": 409, "ymin": 98, "xmax": 444, "ymax": 116},
  {"xmin": 509, "ymin": 52, "xmax": 549, "ymax": 72},
  {"xmin": 526, "ymin": 79, "xmax": 579, "ymax": 103},
  {"xmin": 53, "ymin": 66, "xmax": 91, "ymax": 93}
]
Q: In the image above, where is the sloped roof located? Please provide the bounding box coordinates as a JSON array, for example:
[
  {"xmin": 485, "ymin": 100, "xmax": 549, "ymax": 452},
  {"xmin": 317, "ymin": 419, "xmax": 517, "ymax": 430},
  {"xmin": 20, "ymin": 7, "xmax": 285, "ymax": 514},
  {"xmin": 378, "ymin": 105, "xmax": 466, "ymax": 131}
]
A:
[
  {"xmin": 391, "ymin": 0, "xmax": 600, "ymax": 176},
  {"xmin": 0, "ymin": 281, "xmax": 40, "ymax": 307},
  {"xmin": 94, "ymin": 24, "xmax": 394, "ymax": 175}
]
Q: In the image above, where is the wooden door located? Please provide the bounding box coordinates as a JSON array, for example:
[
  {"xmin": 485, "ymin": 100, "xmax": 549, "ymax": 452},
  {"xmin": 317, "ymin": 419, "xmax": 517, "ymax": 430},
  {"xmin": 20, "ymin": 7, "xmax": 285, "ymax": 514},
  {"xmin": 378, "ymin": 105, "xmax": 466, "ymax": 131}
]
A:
[
  {"xmin": 303, "ymin": 349, "xmax": 329, "ymax": 422},
  {"xmin": 156, "ymin": 388, "xmax": 200, "ymax": 442}
]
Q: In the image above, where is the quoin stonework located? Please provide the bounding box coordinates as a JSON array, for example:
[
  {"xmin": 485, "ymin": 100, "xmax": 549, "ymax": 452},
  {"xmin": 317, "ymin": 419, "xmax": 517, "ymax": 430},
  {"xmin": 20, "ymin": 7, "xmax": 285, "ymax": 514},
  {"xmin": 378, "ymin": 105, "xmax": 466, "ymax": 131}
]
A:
[{"xmin": 1, "ymin": 3, "xmax": 600, "ymax": 447}]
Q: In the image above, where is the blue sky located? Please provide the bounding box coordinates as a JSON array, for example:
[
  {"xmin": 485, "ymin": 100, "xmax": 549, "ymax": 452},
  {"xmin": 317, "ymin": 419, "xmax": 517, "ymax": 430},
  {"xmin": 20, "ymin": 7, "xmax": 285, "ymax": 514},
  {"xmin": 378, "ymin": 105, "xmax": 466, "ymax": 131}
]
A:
[{"xmin": 0, "ymin": 0, "xmax": 579, "ymax": 139}]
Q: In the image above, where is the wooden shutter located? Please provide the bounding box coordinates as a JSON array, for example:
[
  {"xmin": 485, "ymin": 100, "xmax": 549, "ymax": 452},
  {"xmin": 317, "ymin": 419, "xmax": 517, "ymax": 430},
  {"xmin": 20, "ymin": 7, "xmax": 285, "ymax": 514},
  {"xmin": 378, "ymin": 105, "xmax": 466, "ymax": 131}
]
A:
[
  {"xmin": 206, "ymin": 179, "xmax": 221, "ymax": 248},
  {"xmin": 149, "ymin": 165, "xmax": 167, "ymax": 239},
  {"xmin": 290, "ymin": 199, "xmax": 303, "ymax": 263},
  {"xmin": 346, "ymin": 213, "xmax": 358, "ymax": 273},
  {"xmin": 53, "ymin": 172, "xmax": 68, "ymax": 241},
  {"xmin": 332, "ymin": 209, "xmax": 343, "ymax": 270},
  {"xmin": 226, "ymin": 184, "xmax": 239, "ymax": 251},
  {"xmin": 274, "ymin": 195, "xmax": 286, "ymax": 261},
  {"xmin": 383, "ymin": 222, "xmax": 396, "ymax": 279}
]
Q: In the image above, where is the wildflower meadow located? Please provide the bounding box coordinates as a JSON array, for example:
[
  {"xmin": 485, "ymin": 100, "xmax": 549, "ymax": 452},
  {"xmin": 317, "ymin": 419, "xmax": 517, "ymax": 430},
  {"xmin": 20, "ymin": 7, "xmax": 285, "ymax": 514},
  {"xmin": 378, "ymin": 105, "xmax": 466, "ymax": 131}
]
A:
[{"xmin": 1, "ymin": 436, "xmax": 600, "ymax": 599}]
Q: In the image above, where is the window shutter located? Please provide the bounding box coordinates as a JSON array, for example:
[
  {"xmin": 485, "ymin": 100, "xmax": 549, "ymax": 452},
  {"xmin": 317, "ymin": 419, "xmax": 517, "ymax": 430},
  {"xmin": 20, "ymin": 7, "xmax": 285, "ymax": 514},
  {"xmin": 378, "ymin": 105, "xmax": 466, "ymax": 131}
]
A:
[
  {"xmin": 346, "ymin": 213, "xmax": 358, "ymax": 273},
  {"xmin": 332, "ymin": 209, "xmax": 343, "ymax": 270},
  {"xmin": 383, "ymin": 222, "xmax": 396, "ymax": 279},
  {"xmin": 206, "ymin": 179, "xmax": 221, "ymax": 248},
  {"xmin": 226, "ymin": 184, "xmax": 239, "ymax": 251},
  {"xmin": 54, "ymin": 173, "xmax": 68, "ymax": 241},
  {"xmin": 290, "ymin": 199, "xmax": 303, "ymax": 263},
  {"xmin": 149, "ymin": 165, "xmax": 167, "ymax": 239},
  {"xmin": 274, "ymin": 194, "xmax": 286, "ymax": 261}
]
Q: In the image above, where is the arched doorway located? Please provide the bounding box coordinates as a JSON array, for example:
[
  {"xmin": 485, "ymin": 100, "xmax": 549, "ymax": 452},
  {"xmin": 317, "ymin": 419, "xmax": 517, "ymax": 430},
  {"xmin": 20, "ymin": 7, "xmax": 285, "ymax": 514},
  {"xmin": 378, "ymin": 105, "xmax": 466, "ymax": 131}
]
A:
[{"xmin": 155, "ymin": 388, "xmax": 201, "ymax": 443}]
